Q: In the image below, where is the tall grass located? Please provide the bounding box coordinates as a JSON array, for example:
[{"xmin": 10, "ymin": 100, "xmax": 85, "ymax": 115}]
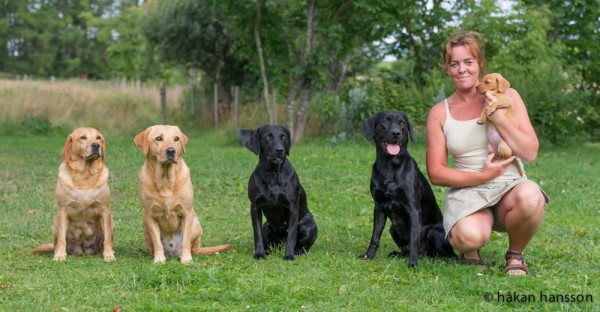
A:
[{"xmin": 0, "ymin": 78, "xmax": 184, "ymax": 136}]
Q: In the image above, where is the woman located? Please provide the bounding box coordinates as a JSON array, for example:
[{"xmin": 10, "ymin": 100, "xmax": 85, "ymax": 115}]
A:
[{"xmin": 426, "ymin": 31, "xmax": 549, "ymax": 276}]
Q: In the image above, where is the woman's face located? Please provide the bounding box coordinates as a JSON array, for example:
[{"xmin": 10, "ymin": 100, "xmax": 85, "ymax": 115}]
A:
[{"xmin": 448, "ymin": 46, "xmax": 481, "ymax": 92}]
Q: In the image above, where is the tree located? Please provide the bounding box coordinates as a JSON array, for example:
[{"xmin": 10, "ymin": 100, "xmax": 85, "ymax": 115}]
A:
[{"xmin": 143, "ymin": 0, "xmax": 248, "ymax": 119}]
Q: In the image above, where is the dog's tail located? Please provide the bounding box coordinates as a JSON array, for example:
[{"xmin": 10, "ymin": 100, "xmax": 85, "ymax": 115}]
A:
[
  {"xmin": 513, "ymin": 159, "xmax": 525, "ymax": 176},
  {"xmin": 193, "ymin": 244, "xmax": 233, "ymax": 255},
  {"xmin": 31, "ymin": 243, "xmax": 54, "ymax": 254}
]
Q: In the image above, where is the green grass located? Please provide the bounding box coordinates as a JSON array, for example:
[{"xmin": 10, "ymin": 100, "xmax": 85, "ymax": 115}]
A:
[{"xmin": 0, "ymin": 130, "xmax": 598, "ymax": 311}]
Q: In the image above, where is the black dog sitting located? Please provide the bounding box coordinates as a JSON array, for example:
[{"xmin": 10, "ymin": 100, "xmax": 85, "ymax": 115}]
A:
[
  {"xmin": 358, "ymin": 111, "xmax": 456, "ymax": 267},
  {"xmin": 246, "ymin": 125, "xmax": 318, "ymax": 260}
]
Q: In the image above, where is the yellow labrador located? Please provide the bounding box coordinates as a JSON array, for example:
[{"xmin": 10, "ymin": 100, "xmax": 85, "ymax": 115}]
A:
[
  {"xmin": 32, "ymin": 128, "xmax": 115, "ymax": 261},
  {"xmin": 476, "ymin": 73, "xmax": 524, "ymax": 176},
  {"xmin": 134, "ymin": 125, "xmax": 232, "ymax": 264}
]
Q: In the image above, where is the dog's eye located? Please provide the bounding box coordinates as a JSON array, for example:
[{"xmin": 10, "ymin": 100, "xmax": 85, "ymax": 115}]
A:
[
  {"xmin": 174, "ymin": 136, "xmax": 180, "ymax": 142},
  {"xmin": 79, "ymin": 135, "xmax": 87, "ymax": 140},
  {"xmin": 265, "ymin": 134, "xmax": 273, "ymax": 141},
  {"xmin": 280, "ymin": 134, "xmax": 287, "ymax": 141},
  {"xmin": 96, "ymin": 136, "xmax": 101, "ymax": 140},
  {"xmin": 155, "ymin": 136, "xmax": 163, "ymax": 141},
  {"xmin": 382, "ymin": 120, "xmax": 390, "ymax": 126}
]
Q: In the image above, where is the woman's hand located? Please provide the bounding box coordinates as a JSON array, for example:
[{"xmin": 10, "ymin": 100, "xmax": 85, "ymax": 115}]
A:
[{"xmin": 481, "ymin": 153, "xmax": 515, "ymax": 180}]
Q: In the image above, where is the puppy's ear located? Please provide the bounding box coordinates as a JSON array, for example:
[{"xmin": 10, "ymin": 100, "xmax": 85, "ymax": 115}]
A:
[
  {"xmin": 133, "ymin": 128, "xmax": 150, "ymax": 155},
  {"xmin": 363, "ymin": 115, "xmax": 376, "ymax": 141},
  {"xmin": 497, "ymin": 75, "xmax": 510, "ymax": 93},
  {"xmin": 283, "ymin": 127, "xmax": 291, "ymax": 156},
  {"xmin": 245, "ymin": 128, "xmax": 260, "ymax": 155},
  {"xmin": 61, "ymin": 134, "xmax": 73, "ymax": 163}
]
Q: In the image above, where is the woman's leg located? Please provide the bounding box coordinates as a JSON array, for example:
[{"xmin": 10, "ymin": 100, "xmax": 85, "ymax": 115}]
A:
[
  {"xmin": 496, "ymin": 181, "xmax": 546, "ymax": 275},
  {"xmin": 448, "ymin": 208, "xmax": 494, "ymax": 260}
]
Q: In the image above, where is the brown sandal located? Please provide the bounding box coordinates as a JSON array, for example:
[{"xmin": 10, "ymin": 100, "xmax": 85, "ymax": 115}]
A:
[
  {"xmin": 504, "ymin": 251, "xmax": 529, "ymax": 275},
  {"xmin": 459, "ymin": 249, "xmax": 484, "ymax": 266}
]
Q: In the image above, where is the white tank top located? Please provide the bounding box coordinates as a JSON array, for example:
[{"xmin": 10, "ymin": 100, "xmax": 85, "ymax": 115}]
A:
[{"xmin": 443, "ymin": 99, "xmax": 523, "ymax": 182}]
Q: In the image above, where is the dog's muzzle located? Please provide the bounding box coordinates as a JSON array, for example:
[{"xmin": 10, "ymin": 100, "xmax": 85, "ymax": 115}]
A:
[
  {"xmin": 85, "ymin": 143, "xmax": 102, "ymax": 160},
  {"xmin": 163, "ymin": 147, "xmax": 178, "ymax": 164}
]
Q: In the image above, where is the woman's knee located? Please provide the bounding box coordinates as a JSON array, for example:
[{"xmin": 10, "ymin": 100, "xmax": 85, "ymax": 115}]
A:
[
  {"xmin": 504, "ymin": 183, "xmax": 546, "ymax": 219},
  {"xmin": 449, "ymin": 226, "xmax": 490, "ymax": 250},
  {"xmin": 449, "ymin": 212, "xmax": 493, "ymax": 250}
]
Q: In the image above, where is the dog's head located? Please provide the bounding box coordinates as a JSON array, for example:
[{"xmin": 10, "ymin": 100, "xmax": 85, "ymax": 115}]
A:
[
  {"xmin": 476, "ymin": 73, "xmax": 510, "ymax": 95},
  {"xmin": 62, "ymin": 127, "xmax": 106, "ymax": 163},
  {"xmin": 134, "ymin": 125, "xmax": 188, "ymax": 165},
  {"xmin": 363, "ymin": 111, "xmax": 413, "ymax": 157},
  {"xmin": 245, "ymin": 125, "xmax": 291, "ymax": 164}
]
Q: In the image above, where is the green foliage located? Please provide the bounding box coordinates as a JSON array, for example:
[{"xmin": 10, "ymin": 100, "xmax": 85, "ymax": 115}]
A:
[{"xmin": 0, "ymin": 133, "xmax": 598, "ymax": 310}]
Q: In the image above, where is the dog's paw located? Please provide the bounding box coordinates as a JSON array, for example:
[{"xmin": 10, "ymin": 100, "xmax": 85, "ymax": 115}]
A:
[
  {"xmin": 408, "ymin": 256, "xmax": 418, "ymax": 267},
  {"xmin": 283, "ymin": 254, "xmax": 295, "ymax": 261},
  {"xmin": 103, "ymin": 251, "xmax": 116, "ymax": 262},
  {"xmin": 253, "ymin": 252, "xmax": 266, "ymax": 260},
  {"xmin": 53, "ymin": 253, "xmax": 67, "ymax": 261},
  {"xmin": 357, "ymin": 253, "xmax": 374, "ymax": 260},
  {"xmin": 153, "ymin": 254, "xmax": 166, "ymax": 264},
  {"xmin": 180, "ymin": 251, "xmax": 193, "ymax": 265}
]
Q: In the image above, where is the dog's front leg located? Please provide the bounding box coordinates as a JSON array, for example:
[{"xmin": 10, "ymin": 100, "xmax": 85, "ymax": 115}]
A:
[
  {"xmin": 53, "ymin": 209, "xmax": 68, "ymax": 261},
  {"xmin": 143, "ymin": 212, "xmax": 166, "ymax": 263},
  {"xmin": 251, "ymin": 204, "xmax": 266, "ymax": 259},
  {"xmin": 283, "ymin": 205, "xmax": 299, "ymax": 261},
  {"xmin": 358, "ymin": 205, "xmax": 387, "ymax": 260},
  {"xmin": 179, "ymin": 211, "xmax": 194, "ymax": 265},
  {"xmin": 101, "ymin": 207, "xmax": 116, "ymax": 262},
  {"xmin": 406, "ymin": 200, "xmax": 421, "ymax": 267}
]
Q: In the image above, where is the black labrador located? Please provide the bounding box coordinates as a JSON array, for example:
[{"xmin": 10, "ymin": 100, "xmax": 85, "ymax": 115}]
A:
[
  {"xmin": 358, "ymin": 111, "xmax": 456, "ymax": 267},
  {"xmin": 246, "ymin": 125, "xmax": 318, "ymax": 260}
]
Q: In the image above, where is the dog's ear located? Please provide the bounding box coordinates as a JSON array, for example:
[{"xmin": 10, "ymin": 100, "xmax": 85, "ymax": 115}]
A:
[
  {"xmin": 245, "ymin": 128, "xmax": 260, "ymax": 155},
  {"xmin": 497, "ymin": 75, "xmax": 510, "ymax": 93},
  {"xmin": 363, "ymin": 115, "xmax": 376, "ymax": 141},
  {"xmin": 99, "ymin": 132, "xmax": 107, "ymax": 162},
  {"xmin": 283, "ymin": 126, "xmax": 291, "ymax": 156},
  {"xmin": 176, "ymin": 126, "xmax": 188, "ymax": 154},
  {"xmin": 407, "ymin": 117, "xmax": 415, "ymax": 143},
  {"xmin": 61, "ymin": 134, "xmax": 73, "ymax": 162},
  {"xmin": 133, "ymin": 127, "xmax": 150, "ymax": 155}
]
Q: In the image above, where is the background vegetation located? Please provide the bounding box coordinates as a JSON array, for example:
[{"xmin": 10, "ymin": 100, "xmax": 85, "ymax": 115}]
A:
[
  {"xmin": 0, "ymin": 132, "xmax": 598, "ymax": 311},
  {"xmin": 1, "ymin": 0, "xmax": 599, "ymax": 143}
]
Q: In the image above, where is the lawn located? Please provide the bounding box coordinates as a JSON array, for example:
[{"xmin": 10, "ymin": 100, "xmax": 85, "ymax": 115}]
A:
[{"xmin": 0, "ymin": 129, "xmax": 598, "ymax": 311}]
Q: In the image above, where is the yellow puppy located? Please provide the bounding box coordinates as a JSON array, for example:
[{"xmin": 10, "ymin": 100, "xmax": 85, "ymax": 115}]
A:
[
  {"xmin": 476, "ymin": 73, "xmax": 524, "ymax": 176},
  {"xmin": 134, "ymin": 125, "xmax": 231, "ymax": 264},
  {"xmin": 32, "ymin": 128, "xmax": 116, "ymax": 261}
]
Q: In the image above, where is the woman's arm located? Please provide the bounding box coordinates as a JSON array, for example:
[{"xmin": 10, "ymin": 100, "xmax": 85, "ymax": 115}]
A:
[
  {"xmin": 486, "ymin": 88, "xmax": 539, "ymax": 162},
  {"xmin": 426, "ymin": 102, "xmax": 515, "ymax": 188}
]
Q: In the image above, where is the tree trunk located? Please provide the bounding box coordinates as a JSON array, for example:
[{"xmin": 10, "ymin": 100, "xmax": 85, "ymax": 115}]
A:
[
  {"xmin": 291, "ymin": 0, "xmax": 317, "ymax": 143},
  {"xmin": 293, "ymin": 87, "xmax": 311, "ymax": 143},
  {"xmin": 254, "ymin": 0, "xmax": 273, "ymax": 124},
  {"xmin": 160, "ymin": 83, "xmax": 167, "ymax": 124}
]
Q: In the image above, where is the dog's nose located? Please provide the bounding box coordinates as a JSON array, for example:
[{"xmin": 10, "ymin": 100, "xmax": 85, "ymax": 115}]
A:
[
  {"xmin": 275, "ymin": 147, "xmax": 285, "ymax": 155},
  {"xmin": 391, "ymin": 129, "xmax": 401, "ymax": 137},
  {"xmin": 166, "ymin": 147, "xmax": 176, "ymax": 156},
  {"xmin": 91, "ymin": 143, "xmax": 100, "ymax": 150}
]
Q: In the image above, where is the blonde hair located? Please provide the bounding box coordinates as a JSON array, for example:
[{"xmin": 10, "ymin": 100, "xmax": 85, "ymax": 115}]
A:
[{"xmin": 441, "ymin": 31, "xmax": 487, "ymax": 77}]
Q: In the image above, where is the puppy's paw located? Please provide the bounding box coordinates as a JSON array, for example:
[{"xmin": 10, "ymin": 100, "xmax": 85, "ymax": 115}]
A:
[
  {"xmin": 53, "ymin": 253, "xmax": 67, "ymax": 261},
  {"xmin": 103, "ymin": 251, "xmax": 116, "ymax": 262},
  {"xmin": 253, "ymin": 252, "xmax": 266, "ymax": 260},
  {"xmin": 283, "ymin": 254, "xmax": 295, "ymax": 261}
]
